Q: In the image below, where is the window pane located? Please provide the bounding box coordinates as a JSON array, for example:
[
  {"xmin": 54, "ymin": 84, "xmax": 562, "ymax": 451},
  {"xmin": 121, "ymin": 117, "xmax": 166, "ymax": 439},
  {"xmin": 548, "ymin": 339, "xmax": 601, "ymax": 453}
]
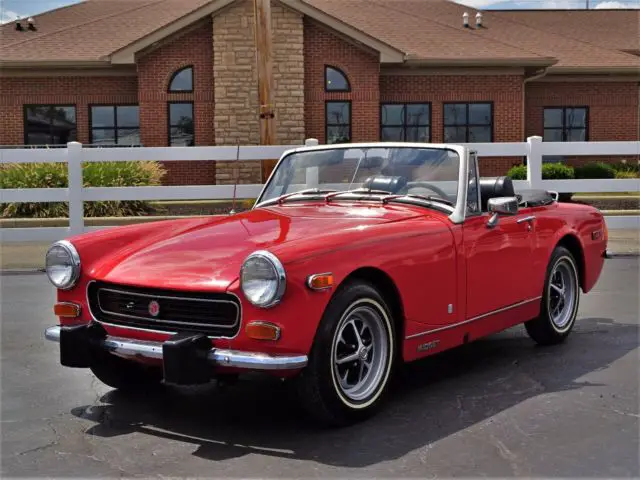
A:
[
  {"xmin": 117, "ymin": 129, "xmax": 141, "ymax": 146},
  {"xmin": 170, "ymin": 127, "xmax": 194, "ymax": 146},
  {"xmin": 381, "ymin": 104, "xmax": 404, "ymax": 125},
  {"xmin": 54, "ymin": 106, "xmax": 76, "ymax": 124},
  {"xmin": 544, "ymin": 108, "xmax": 563, "ymax": 128},
  {"xmin": 26, "ymin": 132, "xmax": 52, "ymax": 145},
  {"xmin": 91, "ymin": 106, "xmax": 114, "ymax": 128},
  {"xmin": 543, "ymin": 128, "xmax": 563, "ymax": 142},
  {"xmin": 91, "ymin": 129, "xmax": 116, "ymax": 145},
  {"xmin": 406, "ymin": 104, "xmax": 429, "ymax": 125},
  {"xmin": 467, "ymin": 154, "xmax": 480, "ymax": 214},
  {"xmin": 26, "ymin": 105, "xmax": 77, "ymax": 145},
  {"xmin": 406, "ymin": 126, "xmax": 430, "ymax": 142},
  {"xmin": 381, "ymin": 127, "xmax": 404, "ymax": 141},
  {"xmin": 169, "ymin": 67, "xmax": 193, "ymax": 91},
  {"xmin": 326, "ymin": 102, "xmax": 350, "ymax": 125},
  {"xmin": 326, "ymin": 125, "xmax": 350, "ymax": 144},
  {"xmin": 444, "ymin": 104, "xmax": 466, "ymax": 125},
  {"xmin": 468, "ymin": 103, "xmax": 491, "ymax": 125},
  {"xmin": 468, "ymin": 126, "xmax": 491, "ymax": 142},
  {"xmin": 566, "ymin": 128, "xmax": 586, "ymax": 142},
  {"xmin": 444, "ymin": 126, "xmax": 466, "ymax": 143},
  {"xmin": 117, "ymin": 106, "xmax": 140, "ymax": 127},
  {"xmin": 566, "ymin": 108, "xmax": 586, "ymax": 128},
  {"xmin": 169, "ymin": 103, "xmax": 193, "ymax": 126},
  {"xmin": 325, "ymin": 66, "xmax": 349, "ymax": 91}
]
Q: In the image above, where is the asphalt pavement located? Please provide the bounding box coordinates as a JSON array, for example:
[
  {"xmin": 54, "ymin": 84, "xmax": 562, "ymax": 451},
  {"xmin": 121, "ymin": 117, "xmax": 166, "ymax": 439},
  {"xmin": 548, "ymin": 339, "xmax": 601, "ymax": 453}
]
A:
[{"xmin": 1, "ymin": 258, "xmax": 638, "ymax": 478}]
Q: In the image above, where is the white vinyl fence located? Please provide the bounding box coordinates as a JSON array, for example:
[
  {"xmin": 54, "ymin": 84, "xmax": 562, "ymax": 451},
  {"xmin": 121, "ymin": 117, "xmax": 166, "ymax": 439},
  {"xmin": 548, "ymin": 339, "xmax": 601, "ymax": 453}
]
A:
[{"xmin": 0, "ymin": 136, "xmax": 638, "ymax": 242}]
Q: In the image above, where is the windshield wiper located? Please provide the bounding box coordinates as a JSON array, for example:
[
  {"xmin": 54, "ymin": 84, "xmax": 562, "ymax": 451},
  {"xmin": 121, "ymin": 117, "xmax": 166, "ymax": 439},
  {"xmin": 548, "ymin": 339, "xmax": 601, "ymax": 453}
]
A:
[
  {"xmin": 324, "ymin": 188, "xmax": 394, "ymax": 203},
  {"xmin": 260, "ymin": 188, "xmax": 338, "ymax": 207},
  {"xmin": 382, "ymin": 193, "xmax": 454, "ymax": 207}
]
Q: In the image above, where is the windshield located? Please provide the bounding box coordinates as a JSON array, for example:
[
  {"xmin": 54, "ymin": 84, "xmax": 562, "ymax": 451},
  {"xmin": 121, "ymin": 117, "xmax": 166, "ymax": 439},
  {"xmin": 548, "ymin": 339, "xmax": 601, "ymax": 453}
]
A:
[{"xmin": 258, "ymin": 146, "xmax": 460, "ymax": 206}]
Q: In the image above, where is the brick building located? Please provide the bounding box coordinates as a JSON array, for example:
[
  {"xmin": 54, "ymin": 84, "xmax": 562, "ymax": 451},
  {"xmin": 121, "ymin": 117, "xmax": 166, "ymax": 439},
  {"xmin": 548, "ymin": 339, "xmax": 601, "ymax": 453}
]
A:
[{"xmin": 1, "ymin": 0, "xmax": 638, "ymax": 184}]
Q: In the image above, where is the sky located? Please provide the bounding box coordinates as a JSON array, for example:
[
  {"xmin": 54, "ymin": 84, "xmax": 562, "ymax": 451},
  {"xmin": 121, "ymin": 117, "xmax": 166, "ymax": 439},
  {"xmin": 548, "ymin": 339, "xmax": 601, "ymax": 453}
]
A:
[{"xmin": 0, "ymin": 0, "xmax": 637, "ymax": 24}]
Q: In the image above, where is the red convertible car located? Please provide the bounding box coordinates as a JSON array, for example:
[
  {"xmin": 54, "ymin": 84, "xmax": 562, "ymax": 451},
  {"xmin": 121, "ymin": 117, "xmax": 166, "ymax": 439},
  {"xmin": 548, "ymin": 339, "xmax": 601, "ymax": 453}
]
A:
[{"xmin": 44, "ymin": 142, "xmax": 608, "ymax": 425}]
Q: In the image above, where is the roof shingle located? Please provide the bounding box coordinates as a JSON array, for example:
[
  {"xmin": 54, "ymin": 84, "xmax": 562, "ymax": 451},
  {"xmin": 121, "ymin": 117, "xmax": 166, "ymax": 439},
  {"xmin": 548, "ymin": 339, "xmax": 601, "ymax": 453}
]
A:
[{"xmin": 0, "ymin": 0, "xmax": 637, "ymax": 72}]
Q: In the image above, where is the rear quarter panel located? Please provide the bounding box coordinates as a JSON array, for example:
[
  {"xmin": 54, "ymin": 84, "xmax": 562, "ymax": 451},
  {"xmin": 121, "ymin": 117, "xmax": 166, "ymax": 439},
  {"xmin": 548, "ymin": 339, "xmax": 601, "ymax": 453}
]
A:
[{"xmin": 531, "ymin": 202, "xmax": 606, "ymax": 295}]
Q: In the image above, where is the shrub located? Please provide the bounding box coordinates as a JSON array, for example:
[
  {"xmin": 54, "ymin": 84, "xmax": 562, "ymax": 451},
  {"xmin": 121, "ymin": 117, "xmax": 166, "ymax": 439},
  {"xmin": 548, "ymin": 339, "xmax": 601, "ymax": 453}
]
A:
[
  {"xmin": 541, "ymin": 162, "xmax": 574, "ymax": 180},
  {"xmin": 615, "ymin": 169, "xmax": 638, "ymax": 179},
  {"xmin": 574, "ymin": 162, "xmax": 616, "ymax": 179},
  {"xmin": 507, "ymin": 163, "xmax": 575, "ymax": 181},
  {"xmin": 507, "ymin": 164, "xmax": 527, "ymax": 180},
  {"xmin": 0, "ymin": 161, "xmax": 166, "ymax": 218}
]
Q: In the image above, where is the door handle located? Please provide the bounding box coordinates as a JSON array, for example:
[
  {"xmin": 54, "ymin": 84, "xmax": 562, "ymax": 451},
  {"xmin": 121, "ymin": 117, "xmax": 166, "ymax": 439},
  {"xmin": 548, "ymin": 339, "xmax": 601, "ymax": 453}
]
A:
[{"xmin": 517, "ymin": 215, "xmax": 536, "ymax": 231}]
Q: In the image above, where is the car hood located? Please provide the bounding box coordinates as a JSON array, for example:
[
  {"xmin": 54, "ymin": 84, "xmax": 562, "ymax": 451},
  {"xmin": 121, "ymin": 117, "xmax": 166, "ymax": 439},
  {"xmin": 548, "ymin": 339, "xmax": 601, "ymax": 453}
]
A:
[{"xmin": 83, "ymin": 203, "xmax": 430, "ymax": 291}]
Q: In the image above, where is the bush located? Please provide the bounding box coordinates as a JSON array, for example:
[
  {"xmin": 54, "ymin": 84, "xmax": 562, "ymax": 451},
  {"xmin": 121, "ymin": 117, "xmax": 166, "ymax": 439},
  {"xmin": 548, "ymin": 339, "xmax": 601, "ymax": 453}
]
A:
[
  {"xmin": 0, "ymin": 161, "xmax": 166, "ymax": 218},
  {"xmin": 507, "ymin": 163, "xmax": 575, "ymax": 181},
  {"xmin": 574, "ymin": 162, "xmax": 616, "ymax": 179},
  {"xmin": 541, "ymin": 163, "xmax": 574, "ymax": 180},
  {"xmin": 507, "ymin": 164, "xmax": 527, "ymax": 180},
  {"xmin": 615, "ymin": 169, "xmax": 638, "ymax": 179}
]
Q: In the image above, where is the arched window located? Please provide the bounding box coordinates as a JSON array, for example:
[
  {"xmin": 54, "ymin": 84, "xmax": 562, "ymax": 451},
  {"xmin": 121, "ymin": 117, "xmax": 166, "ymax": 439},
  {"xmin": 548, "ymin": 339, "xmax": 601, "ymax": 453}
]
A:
[
  {"xmin": 324, "ymin": 65, "xmax": 350, "ymax": 92},
  {"xmin": 168, "ymin": 66, "xmax": 193, "ymax": 92}
]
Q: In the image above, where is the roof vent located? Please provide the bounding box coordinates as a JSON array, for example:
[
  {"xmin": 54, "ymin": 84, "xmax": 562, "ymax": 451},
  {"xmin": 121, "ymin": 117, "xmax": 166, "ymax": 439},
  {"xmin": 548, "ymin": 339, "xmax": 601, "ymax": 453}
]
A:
[
  {"xmin": 27, "ymin": 17, "xmax": 37, "ymax": 31},
  {"xmin": 15, "ymin": 20, "xmax": 23, "ymax": 31},
  {"xmin": 462, "ymin": 12, "xmax": 469, "ymax": 28},
  {"xmin": 476, "ymin": 12, "xmax": 483, "ymax": 28}
]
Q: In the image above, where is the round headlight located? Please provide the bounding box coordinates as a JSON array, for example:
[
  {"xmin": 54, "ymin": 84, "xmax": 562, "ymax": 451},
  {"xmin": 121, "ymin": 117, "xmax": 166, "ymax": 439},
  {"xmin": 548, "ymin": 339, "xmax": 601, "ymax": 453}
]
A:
[
  {"xmin": 45, "ymin": 240, "xmax": 81, "ymax": 290},
  {"xmin": 240, "ymin": 250, "xmax": 286, "ymax": 308}
]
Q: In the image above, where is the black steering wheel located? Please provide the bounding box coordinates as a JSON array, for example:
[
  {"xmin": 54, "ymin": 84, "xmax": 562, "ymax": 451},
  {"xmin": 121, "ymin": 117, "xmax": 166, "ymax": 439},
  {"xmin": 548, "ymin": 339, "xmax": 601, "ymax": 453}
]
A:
[{"xmin": 398, "ymin": 181, "xmax": 452, "ymax": 202}]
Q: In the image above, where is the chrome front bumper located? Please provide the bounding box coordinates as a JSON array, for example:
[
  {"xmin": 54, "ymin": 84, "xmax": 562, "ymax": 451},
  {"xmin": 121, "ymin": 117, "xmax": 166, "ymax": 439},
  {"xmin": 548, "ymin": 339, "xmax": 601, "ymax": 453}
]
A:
[{"xmin": 44, "ymin": 325, "xmax": 308, "ymax": 371}]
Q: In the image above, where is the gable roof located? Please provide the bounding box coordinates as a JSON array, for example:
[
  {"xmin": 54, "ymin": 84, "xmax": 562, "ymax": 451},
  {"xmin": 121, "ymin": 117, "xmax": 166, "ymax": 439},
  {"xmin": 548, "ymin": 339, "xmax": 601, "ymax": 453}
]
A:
[{"xmin": 0, "ymin": 0, "xmax": 637, "ymax": 73}]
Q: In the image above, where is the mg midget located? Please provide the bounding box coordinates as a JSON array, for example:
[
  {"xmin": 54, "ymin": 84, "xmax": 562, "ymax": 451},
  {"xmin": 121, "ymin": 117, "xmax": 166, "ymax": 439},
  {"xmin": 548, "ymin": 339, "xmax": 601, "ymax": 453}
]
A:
[{"xmin": 44, "ymin": 142, "xmax": 608, "ymax": 425}]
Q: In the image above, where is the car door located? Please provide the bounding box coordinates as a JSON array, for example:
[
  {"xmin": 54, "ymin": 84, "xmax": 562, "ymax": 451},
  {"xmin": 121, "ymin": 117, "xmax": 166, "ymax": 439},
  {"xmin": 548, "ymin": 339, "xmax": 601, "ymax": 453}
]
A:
[
  {"xmin": 462, "ymin": 213, "xmax": 536, "ymax": 319},
  {"xmin": 461, "ymin": 153, "xmax": 536, "ymax": 320}
]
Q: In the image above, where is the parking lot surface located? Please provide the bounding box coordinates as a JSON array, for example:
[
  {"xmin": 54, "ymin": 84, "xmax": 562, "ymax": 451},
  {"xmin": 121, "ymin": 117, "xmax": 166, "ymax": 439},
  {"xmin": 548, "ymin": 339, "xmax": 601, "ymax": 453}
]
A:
[{"xmin": 2, "ymin": 258, "xmax": 638, "ymax": 478}]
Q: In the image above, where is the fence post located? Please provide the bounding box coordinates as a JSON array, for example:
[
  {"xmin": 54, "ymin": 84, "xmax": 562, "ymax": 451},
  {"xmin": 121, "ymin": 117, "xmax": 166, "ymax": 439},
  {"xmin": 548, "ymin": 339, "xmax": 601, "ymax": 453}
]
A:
[
  {"xmin": 526, "ymin": 136, "xmax": 543, "ymax": 189},
  {"xmin": 67, "ymin": 141, "xmax": 84, "ymax": 236}
]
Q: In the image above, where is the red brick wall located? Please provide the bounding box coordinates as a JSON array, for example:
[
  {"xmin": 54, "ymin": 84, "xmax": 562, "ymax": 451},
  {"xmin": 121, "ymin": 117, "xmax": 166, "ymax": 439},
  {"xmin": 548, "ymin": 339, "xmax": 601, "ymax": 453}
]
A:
[
  {"xmin": 526, "ymin": 81, "xmax": 639, "ymax": 167},
  {"xmin": 0, "ymin": 76, "xmax": 137, "ymax": 145},
  {"xmin": 137, "ymin": 20, "xmax": 215, "ymax": 185},
  {"xmin": 303, "ymin": 19, "xmax": 380, "ymax": 143},
  {"xmin": 381, "ymin": 74, "xmax": 525, "ymax": 176}
]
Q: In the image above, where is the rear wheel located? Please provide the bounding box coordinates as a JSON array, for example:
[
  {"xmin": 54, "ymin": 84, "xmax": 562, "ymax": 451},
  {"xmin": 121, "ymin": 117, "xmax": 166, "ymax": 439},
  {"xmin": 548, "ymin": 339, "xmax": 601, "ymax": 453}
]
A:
[
  {"xmin": 90, "ymin": 349, "xmax": 163, "ymax": 392},
  {"xmin": 296, "ymin": 281, "xmax": 396, "ymax": 426},
  {"xmin": 525, "ymin": 246, "xmax": 580, "ymax": 345}
]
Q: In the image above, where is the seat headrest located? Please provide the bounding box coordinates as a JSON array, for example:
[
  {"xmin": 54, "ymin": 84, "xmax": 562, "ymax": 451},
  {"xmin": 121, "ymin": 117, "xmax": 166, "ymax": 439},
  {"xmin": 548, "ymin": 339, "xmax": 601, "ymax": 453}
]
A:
[
  {"xmin": 479, "ymin": 176, "xmax": 515, "ymax": 210},
  {"xmin": 362, "ymin": 175, "xmax": 407, "ymax": 194}
]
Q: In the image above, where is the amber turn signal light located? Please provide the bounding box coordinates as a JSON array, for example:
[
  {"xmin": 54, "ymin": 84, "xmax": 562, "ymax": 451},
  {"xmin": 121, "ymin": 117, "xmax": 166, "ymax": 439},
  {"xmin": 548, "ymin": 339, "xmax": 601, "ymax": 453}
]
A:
[
  {"xmin": 307, "ymin": 273, "xmax": 334, "ymax": 290},
  {"xmin": 53, "ymin": 302, "xmax": 81, "ymax": 318},
  {"xmin": 246, "ymin": 321, "xmax": 281, "ymax": 341}
]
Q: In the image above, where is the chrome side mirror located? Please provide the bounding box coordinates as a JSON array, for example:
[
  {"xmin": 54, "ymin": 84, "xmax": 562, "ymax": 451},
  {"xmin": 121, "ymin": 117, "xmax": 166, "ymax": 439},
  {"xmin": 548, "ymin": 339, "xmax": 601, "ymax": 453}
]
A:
[{"xmin": 487, "ymin": 196, "xmax": 519, "ymax": 228}]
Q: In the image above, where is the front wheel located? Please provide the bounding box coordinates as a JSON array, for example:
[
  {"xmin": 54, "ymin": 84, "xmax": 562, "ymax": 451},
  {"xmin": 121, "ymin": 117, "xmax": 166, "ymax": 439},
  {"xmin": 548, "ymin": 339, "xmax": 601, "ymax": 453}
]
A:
[
  {"xmin": 295, "ymin": 282, "xmax": 396, "ymax": 426},
  {"xmin": 525, "ymin": 246, "xmax": 580, "ymax": 345}
]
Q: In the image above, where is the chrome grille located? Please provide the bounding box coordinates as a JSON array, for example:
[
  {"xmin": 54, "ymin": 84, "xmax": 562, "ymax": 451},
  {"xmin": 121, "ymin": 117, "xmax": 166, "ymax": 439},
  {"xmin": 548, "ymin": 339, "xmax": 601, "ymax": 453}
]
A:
[{"xmin": 87, "ymin": 281, "xmax": 240, "ymax": 337}]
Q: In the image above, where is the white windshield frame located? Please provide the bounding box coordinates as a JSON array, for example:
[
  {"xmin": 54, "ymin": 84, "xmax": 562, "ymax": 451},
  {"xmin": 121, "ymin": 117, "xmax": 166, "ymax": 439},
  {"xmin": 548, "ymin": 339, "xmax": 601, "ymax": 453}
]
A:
[{"xmin": 253, "ymin": 142, "xmax": 472, "ymax": 224}]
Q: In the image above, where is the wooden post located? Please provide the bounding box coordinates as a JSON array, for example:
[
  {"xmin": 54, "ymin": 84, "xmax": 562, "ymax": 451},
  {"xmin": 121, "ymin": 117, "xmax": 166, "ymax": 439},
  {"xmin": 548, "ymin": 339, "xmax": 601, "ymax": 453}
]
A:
[{"xmin": 253, "ymin": 0, "xmax": 277, "ymax": 182}]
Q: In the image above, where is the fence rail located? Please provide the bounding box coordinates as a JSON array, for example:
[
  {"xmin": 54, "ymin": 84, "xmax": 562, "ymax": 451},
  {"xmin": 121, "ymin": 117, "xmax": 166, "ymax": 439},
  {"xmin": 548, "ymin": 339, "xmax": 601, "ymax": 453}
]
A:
[{"xmin": 1, "ymin": 136, "xmax": 638, "ymax": 243}]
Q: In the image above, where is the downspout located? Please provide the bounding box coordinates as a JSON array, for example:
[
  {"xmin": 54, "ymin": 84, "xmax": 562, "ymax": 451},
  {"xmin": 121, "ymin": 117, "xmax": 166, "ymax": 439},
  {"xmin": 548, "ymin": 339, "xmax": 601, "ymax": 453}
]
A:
[{"xmin": 522, "ymin": 67, "xmax": 549, "ymax": 142}]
